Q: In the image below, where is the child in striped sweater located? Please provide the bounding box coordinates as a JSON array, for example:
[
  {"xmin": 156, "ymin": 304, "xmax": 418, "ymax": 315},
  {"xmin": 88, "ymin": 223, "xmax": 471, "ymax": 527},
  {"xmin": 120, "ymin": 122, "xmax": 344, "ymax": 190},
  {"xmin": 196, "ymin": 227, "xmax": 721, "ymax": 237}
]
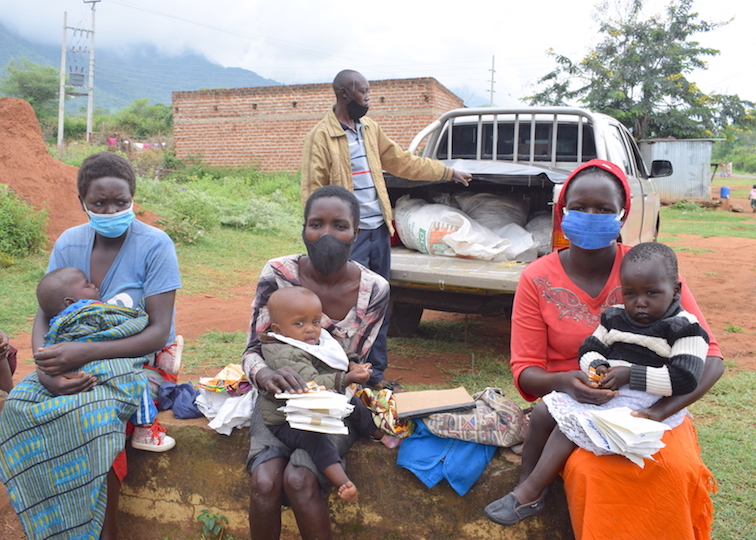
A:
[{"xmin": 485, "ymin": 242, "xmax": 709, "ymax": 526}]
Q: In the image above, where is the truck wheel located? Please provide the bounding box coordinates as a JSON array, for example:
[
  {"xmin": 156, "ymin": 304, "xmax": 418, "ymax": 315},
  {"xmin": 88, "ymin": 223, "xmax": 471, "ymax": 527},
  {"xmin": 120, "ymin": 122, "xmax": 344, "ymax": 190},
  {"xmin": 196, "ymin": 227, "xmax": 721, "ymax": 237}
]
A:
[{"xmin": 388, "ymin": 302, "xmax": 424, "ymax": 337}]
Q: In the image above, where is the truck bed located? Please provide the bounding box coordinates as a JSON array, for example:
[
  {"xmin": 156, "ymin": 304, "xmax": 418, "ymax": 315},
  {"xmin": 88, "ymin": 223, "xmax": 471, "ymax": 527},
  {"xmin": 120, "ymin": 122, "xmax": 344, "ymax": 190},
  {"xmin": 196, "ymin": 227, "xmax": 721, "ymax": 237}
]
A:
[{"xmin": 389, "ymin": 246, "xmax": 526, "ymax": 294}]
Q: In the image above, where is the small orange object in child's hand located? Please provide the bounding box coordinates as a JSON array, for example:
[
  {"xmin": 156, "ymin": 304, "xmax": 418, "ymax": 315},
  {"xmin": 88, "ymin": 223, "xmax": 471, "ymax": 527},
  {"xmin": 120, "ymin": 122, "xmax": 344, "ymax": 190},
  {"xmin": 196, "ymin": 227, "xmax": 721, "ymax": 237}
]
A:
[{"xmin": 588, "ymin": 366, "xmax": 605, "ymax": 383}]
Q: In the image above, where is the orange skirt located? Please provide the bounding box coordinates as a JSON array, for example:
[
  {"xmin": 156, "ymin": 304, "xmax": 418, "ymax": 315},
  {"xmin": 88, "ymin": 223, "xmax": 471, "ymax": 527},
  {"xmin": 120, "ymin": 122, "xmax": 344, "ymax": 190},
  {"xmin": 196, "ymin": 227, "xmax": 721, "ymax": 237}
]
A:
[{"xmin": 562, "ymin": 416, "xmax": 716, "ymax": 540}]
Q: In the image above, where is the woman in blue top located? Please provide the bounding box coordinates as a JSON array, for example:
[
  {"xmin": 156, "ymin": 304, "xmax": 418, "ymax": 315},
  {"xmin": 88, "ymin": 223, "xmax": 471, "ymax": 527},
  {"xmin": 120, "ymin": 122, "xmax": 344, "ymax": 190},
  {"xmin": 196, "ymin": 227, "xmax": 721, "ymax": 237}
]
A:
[{"xmin": 30, "ymin": 152, "xmax": 182, "ymax": 540}]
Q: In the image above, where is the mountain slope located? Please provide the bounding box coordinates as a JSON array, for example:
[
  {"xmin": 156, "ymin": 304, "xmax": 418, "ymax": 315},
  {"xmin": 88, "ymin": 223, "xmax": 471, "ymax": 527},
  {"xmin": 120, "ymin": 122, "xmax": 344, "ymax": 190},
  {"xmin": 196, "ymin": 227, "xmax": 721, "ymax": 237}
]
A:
[{"xmin": 0, "ymin": 23, "xmax": 280, "ymax": 111}]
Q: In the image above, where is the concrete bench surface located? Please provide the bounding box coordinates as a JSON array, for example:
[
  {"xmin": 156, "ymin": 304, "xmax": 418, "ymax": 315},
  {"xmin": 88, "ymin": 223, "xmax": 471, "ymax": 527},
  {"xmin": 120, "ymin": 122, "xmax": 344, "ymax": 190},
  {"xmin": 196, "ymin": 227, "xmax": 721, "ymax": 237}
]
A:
[
  {"xmin": 0, "ymin": 397, "xmax": 573, "ymax": 539},
  {"xmin": 119, "ymin": 411, "xmax": 574, "ymax": 540}
]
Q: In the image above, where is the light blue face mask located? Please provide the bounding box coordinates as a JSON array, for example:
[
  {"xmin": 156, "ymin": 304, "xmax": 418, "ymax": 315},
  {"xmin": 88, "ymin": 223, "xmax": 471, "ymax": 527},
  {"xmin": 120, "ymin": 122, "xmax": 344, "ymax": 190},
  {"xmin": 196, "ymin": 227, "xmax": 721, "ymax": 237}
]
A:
[
  {"xmin": 86, "ymin": 203, "xmax": 136, "ymax": 238},
  {"xmin": 561, "ymin": 209, "xmax": 625, "ymax": 250}
]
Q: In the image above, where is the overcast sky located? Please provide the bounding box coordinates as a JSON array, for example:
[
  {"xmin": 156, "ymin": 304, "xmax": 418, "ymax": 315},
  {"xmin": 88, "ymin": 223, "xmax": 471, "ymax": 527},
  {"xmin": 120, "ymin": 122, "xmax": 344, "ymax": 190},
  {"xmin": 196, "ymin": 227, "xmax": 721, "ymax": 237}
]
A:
[{"xmin": 2, "ymin": 0, "xmax": 753, "ymax": 106}]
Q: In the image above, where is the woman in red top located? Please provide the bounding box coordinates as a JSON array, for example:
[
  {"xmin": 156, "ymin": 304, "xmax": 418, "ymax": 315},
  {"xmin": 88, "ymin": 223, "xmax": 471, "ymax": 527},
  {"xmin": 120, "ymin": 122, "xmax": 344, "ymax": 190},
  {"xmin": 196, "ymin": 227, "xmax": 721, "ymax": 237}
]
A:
[{"xmin": 491, "ymin": 159, "xmax": 722, "ymax": 539}]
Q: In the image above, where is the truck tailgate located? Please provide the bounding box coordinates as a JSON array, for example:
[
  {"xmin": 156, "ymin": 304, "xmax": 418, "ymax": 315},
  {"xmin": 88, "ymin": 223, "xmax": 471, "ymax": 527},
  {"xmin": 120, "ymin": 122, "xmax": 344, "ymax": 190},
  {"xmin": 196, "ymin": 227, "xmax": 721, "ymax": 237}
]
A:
[{"xmin": 389, "ymin": 246, "xmax": 526, "ymax": 294}]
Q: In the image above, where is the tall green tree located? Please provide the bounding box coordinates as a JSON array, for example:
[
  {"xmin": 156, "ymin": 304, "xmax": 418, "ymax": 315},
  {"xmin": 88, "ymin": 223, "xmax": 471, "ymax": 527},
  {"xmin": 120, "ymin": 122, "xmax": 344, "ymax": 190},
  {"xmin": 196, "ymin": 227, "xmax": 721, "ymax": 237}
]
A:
[
  {"xmin": 0, "ymin": 59, "xmax": 60, "ymax": 122},
  {"xmin": 527, "ymin": 0, "xmax": 750, "ymax": 139}
]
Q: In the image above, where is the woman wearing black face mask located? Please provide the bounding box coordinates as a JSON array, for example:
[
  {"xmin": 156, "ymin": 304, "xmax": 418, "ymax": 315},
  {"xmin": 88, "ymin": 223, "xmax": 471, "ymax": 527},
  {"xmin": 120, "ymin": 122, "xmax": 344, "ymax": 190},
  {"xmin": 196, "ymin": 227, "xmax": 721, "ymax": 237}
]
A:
[{"xmin": 242, "ymin": 185, "xmax": 389, "ymax": 540}]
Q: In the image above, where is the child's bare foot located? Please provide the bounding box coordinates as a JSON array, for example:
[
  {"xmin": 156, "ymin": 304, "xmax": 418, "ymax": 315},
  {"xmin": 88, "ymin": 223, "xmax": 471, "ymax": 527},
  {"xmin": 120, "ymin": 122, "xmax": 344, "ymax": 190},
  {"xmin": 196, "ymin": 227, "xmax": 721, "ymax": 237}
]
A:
[{"xmin": 338, "ymin": 481, "xmax": 358, "ymax": 503}]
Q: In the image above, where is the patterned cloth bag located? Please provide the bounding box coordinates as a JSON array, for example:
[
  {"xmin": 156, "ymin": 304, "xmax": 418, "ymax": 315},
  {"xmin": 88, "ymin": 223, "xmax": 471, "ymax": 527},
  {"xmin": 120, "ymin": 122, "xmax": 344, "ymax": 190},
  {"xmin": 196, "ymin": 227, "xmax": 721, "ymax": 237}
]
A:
[
  {"xmin": 355, "ymin": 386, "xmax": 415, "ymax": 439},
  {"xmin": 424, "ymin": 387, "xmax": 527, "ymax": 447}
]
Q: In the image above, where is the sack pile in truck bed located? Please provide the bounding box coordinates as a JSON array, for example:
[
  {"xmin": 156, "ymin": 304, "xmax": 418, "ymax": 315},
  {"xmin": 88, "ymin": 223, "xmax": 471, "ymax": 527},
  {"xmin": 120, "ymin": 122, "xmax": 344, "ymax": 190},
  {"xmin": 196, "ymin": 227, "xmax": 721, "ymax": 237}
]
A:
[{"xmin": 394, "ymin": 192, "xmax": 550, "ymax": 262}]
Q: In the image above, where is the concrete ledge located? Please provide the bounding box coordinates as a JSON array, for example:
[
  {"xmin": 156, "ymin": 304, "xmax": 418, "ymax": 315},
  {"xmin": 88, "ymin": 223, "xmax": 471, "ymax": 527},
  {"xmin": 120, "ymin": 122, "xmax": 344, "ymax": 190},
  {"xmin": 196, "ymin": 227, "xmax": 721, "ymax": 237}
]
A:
[{"xmin": 119, "ymin": 411, "xmax": 575, "ymax": 540}]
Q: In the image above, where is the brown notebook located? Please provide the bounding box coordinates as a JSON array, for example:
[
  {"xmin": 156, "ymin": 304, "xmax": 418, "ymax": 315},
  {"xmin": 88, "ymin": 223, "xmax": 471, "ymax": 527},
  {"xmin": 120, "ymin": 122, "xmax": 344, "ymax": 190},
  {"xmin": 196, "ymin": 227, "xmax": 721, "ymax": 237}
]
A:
[{"xmin": 394, "ymin": 387, "xmax": 476, "ymax": 419}]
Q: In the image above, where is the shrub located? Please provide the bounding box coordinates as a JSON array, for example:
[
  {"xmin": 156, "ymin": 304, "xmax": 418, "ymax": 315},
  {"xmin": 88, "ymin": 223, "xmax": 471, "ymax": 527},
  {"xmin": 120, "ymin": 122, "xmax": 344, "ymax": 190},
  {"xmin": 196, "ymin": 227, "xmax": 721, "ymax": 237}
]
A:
[
  {"xmin": 129, "ymin": 148, "xmax": 169, "ymax": 179},
  {"xmin": 162, "ymin": 148, "xmax": 185, "ymax": 173},
  {"xmin": 48, "ymin": 143, "xmax": 114, "ymax": 167},
  {"xmin": 157, "ymin": 190, "xmax": 219, "ymax": 245},
  {"xmin": 671, "ymin": 200, "xmax": 702, "ymax": 211},
  {"xmin": 218, "ymin": 193, "xmax": 301, "ymax": 236},
  {"xmin": 0, "ymin": 185, "xmax": 48, "ymax": 260}
]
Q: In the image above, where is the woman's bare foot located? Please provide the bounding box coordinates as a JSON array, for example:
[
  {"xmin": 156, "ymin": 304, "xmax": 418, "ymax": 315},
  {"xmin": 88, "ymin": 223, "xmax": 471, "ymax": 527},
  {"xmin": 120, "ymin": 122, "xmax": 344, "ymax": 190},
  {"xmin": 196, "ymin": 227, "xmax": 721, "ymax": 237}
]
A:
[{"xmin": 338, "ymin": 481, "xmax": 358, "ymax": 502}]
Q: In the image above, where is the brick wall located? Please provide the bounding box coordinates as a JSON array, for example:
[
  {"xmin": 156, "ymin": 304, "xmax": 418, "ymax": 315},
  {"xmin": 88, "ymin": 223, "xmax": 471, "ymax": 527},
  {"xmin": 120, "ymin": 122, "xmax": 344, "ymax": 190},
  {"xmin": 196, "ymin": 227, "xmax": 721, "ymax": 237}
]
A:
[{"xmin": 172, "ymin": 78, "xmax": 464, "ymax": 172}]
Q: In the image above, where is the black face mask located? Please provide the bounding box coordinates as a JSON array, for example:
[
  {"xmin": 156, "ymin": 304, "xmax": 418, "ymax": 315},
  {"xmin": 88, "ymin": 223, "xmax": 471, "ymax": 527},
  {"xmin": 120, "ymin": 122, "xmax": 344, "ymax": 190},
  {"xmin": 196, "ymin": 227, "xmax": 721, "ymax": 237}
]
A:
[
  {"xmin": 302, "ymin": 232, "xmax": 355, "ymax": 276},
  {"xmin": 346, "ymin": 98, "xmax": 369, "ymax": 121}
]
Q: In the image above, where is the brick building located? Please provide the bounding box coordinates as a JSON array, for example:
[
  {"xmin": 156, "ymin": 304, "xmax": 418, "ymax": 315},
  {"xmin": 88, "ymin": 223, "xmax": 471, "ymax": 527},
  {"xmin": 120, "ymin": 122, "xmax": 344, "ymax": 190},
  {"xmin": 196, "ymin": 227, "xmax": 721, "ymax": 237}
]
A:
[{"xmin": 172, "ymin": 77, "xmax": 464, "ymax": 172}]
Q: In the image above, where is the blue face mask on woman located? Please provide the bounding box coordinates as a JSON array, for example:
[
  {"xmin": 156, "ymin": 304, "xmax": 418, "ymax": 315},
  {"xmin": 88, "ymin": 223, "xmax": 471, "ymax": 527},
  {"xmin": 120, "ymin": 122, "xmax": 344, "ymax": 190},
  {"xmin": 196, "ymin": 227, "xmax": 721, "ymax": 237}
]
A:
[
  {"xmin": 561, "ymin": 209, "xmax": 625, "ymax": 250},
  {"xmin": 86, "ymin": 203, "xmax": 136, "ymax": 238}
]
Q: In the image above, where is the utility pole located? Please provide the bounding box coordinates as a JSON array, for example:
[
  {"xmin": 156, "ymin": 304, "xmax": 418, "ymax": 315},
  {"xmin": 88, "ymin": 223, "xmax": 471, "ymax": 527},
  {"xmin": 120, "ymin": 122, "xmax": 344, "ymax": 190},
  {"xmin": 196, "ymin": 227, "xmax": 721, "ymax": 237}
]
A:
[
  {"xmin": 57, "ymin": 12, "xmax": 68, "ymax": 148},
  {"xmin": 488, "ymin": 55, "xmax": 496, "ymax": 107},
  {"xmin": 84, "ymin": 0, "xmax": 101, "ymax": 143},
  {"xmin": 56, "ymin": 2, "xmax": 99, "ymax": 147}
]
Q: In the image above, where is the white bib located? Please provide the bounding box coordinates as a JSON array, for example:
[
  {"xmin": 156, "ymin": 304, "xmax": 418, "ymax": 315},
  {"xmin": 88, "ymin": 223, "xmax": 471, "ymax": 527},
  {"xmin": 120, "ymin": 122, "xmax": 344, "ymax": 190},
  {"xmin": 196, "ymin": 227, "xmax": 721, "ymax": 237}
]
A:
[{"xmin": 269, "ymin": 330, "xmax": 349, "ymax": 371}]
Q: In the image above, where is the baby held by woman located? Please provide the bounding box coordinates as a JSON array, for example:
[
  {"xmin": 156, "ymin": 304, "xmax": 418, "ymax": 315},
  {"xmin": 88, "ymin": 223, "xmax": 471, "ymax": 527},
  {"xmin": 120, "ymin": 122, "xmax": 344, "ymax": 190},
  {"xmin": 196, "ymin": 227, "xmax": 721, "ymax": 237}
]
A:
[{"xmin": 258, "ymin": 286, "xmax": 382, "ymax": 502}]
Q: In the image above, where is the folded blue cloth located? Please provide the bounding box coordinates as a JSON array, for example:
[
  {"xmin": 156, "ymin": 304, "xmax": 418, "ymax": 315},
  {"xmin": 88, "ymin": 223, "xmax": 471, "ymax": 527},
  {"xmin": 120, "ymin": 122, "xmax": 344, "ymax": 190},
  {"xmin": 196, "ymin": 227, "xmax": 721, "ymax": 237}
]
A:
[
  {"xmin": 397, "ymin": 418, "xmax": 496, "ymax": 496},
  {"xmin": 158, "ymin": 381, "xmax": 203, "ymax": 418}
]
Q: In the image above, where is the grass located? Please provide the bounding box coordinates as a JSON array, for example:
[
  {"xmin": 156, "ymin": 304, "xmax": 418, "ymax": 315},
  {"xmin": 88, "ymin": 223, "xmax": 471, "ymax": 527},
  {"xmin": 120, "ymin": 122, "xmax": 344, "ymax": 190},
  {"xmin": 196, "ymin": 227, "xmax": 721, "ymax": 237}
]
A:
[
  {"xmin": 181, "ymin": 331, "xmax": 248, "ymax": 375},
  {"xmin": 711, "ymin": 173, "xmax": 756, "ymax": 200},
  {"xmin": 658, "ymin": 243, "xmax": 713, "ymax": 253},
  {"xmin": 659, "ymin": 205, "xmax": 756, "ymax": 239},
  {"xmin": 175, "ymin": 228, "xmax": 301, "ymax": 296},
  {"xmin": 690, "ymin": 372, "xmax": 756, "ymax": 539},
  {"xmin": 0, "ymin": 253, "xmax": 47, "ymax": 335},
  {"xmin": 724, "ymin": 325, "xmax": 744, "ymax": 334},
  {"xmin": 386, "ymin": 318, "xmax": 527, "ymax": 406}
]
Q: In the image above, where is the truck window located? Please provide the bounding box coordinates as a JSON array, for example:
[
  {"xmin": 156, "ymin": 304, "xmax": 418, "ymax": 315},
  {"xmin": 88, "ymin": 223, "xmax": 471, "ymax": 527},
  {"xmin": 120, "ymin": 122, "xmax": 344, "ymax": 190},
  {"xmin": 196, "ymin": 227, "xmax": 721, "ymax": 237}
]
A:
[
  {"xmin": 435, "ymin": 121, "xmax": 597, "ymax": 162},
  {"xmin": 436, "ymin": 124, "xmax": 478, "ymax": 159},
  {"xmin": 552, "ymin": 124, "xmax": 597, "ymax": 161},
  {"xmin": 621, "ymin": 127, "xmax": 649, "ymax": 178},
  {"xmin": 606, "ymin": 125, "xmax": 633, "ymax": 177},
  {"xmin": 483, "ymin": 123, "xmax": 515, "ymax": 158}
]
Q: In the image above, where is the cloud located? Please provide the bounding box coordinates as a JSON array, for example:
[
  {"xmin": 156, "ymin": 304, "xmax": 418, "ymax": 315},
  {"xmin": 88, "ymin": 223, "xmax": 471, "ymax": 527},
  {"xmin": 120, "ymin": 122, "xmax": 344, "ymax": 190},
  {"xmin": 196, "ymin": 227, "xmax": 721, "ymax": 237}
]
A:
[{"xmin": 2, "ymin": 0, "xmax": 754, "ymax": 104}]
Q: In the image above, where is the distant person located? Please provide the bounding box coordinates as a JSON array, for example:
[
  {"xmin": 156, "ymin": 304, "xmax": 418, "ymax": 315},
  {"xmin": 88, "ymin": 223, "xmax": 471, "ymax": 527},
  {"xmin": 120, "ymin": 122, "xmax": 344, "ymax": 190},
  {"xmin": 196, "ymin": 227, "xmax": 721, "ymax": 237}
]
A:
[
  {"xmin": 749, "ymin": 184, "xmax": 756, "ymax": 213},
  {"xmin": 300, "ymin": 69, "xmax": 473, "ymax": 391},
  {"xmin": 259, "ymin": 286, "xmax": 383, "ymax": 503},
  {"xmin": 485, "ymin": 242, "xmax": 709, "ymax": 525}
]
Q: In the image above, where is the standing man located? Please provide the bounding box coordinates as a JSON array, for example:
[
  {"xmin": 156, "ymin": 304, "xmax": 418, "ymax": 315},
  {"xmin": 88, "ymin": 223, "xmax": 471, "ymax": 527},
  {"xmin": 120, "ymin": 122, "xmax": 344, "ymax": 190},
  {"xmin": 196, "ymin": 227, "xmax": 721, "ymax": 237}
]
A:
[{"xmin": 301, "ymin": 69, "xmax": 472, "ymax": 391}]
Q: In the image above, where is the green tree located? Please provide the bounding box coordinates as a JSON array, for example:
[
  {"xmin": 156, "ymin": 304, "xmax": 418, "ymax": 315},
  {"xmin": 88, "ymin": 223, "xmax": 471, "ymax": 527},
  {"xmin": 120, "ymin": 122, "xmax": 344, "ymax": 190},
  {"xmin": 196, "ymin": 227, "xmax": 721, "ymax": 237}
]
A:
[
  {"xmin": 0, "ymin": 59, "xmax": 60, "ymax": 122},
  {"xmin": 527, "ymin": 0, "xmax": 750, "ymax": 139},
  {"xmin": 712, "ymin": 110, "xmax": 756, "ymax": 173},
  {"xmin": 112, "ymin": 98, "xmax": 173, "ymax": 137}
]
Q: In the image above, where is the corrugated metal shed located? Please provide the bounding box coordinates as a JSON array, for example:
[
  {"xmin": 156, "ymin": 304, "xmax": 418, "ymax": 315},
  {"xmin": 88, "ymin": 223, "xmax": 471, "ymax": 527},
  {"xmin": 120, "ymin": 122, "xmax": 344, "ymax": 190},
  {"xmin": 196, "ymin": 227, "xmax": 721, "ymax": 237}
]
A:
[{"xmin": 639, "ymin": 139, "xmax": 721, "ymax": 199}]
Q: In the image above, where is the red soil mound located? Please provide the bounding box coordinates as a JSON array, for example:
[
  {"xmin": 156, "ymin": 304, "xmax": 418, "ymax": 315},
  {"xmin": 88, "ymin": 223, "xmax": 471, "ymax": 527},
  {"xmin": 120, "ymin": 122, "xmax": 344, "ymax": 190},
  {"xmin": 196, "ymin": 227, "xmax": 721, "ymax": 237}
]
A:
[
  {"xmin": 0, "ymin": 97, "xmax": 160, "ymax": 242},
  {"xmin": 0, "ymin": 98, "xmax": 86, "ymax": 241}
]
